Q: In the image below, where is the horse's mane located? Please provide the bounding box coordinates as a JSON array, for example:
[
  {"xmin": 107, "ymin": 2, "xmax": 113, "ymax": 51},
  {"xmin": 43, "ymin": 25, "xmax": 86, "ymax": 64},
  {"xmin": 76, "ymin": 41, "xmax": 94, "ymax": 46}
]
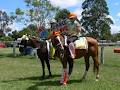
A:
[{"xmin": 29, "ymin": 36, "xmax": 40, "ymax": 42}]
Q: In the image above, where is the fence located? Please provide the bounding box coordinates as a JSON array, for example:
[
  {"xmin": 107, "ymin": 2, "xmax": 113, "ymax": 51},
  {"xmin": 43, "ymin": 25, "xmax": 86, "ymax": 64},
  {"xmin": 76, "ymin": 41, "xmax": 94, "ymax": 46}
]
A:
[
  {"xmin": 12, "ymin": 40, "xmax": 120, "ymax": 64},
  {"xmin": 99, "ymin": 42, "xmax": 120, "ymax": 64},
  {"xmin": 12, "ymin": 41, "xmax": 19, "ymax": 57}
]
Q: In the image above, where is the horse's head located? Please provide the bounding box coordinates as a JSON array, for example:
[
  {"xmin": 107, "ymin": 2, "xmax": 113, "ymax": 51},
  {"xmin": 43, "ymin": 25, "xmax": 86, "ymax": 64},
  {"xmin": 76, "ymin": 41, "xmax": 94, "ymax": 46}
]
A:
[
  {"xmin": 19, "ymin": 38, "xmax": 29, "ymax": 54},
  {"xmin": 19, "ymin": 39, "xmax": 29, "ymax": 48},
  {"xmin": 27, "ymin": 36, "xmax": 41, "ymax": 48},
  {"xmin": 51, "ymin": 35, "xmax": 64, "ymax": 52},
  {"xmin": 19, "ymin": 34, "xmax": 30, "ymax": 47}
]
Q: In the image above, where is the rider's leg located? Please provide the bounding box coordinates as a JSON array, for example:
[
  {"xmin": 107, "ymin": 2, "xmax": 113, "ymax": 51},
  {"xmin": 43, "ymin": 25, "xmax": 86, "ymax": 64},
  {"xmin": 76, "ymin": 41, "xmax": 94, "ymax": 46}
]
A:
[{"xmin": 67, "ymin": 36, "xmax": 77, "ymax": 59}]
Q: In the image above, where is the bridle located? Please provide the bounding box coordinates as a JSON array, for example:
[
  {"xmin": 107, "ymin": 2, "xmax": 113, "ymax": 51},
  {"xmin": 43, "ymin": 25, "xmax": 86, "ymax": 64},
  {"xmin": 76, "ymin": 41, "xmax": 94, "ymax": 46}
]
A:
[{"xmin": 52, "ymin": 35, "xmax": 65, "ymax": 59}]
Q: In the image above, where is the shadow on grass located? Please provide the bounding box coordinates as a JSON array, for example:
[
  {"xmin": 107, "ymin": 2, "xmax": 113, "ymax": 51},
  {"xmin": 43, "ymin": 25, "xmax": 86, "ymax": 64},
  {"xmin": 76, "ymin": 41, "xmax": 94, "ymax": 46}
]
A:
[
  {"xmin": 0, "ymin": 53, "xmax": 35, "ymax": 59},
  {"xmin": 26, "ymin": 80, "xmax": 60, "ymax": 90},
  {"xmin": 2, "ymin": 75, "xmax": 83, "ymax": 90},
  {"xmin": 68, "ymin": 79, "xmax": 84, "ymax": 84},
  {"xmin": 0, "ymin": 53, "xmax": 21, "ymax": 58},
  {"xmin": 2, "ymin": 74, "xmax": 61, "ymax": 83},
  {"xmin": 26, "ymin": 79, "xmax": 82, "ymax": 90},
  {"xmin": 28, "ymin": 79, "xmax": 83, "ymax": 90}
]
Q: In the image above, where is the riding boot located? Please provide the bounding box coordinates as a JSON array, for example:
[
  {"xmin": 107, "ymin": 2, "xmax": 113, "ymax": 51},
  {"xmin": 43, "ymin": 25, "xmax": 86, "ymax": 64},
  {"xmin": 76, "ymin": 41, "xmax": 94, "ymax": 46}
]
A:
[{"xmin": 69, "ymin": 42, "xmax": 75, "ymax": 59}]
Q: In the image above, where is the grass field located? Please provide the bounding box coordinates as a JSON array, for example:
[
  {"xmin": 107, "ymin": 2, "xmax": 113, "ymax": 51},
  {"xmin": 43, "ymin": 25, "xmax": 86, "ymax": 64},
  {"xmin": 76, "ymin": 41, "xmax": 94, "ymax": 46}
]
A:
[{"xmin": 0, "ymin": 47, "xmax": 120, "ymax": 90}]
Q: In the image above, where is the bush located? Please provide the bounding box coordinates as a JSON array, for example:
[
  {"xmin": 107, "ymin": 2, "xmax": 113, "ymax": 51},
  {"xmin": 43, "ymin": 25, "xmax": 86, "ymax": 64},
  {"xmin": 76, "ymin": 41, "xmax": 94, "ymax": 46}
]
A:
[{"xmin": 5, "ymin": 41, "xmax": 12, "ymax": 47}]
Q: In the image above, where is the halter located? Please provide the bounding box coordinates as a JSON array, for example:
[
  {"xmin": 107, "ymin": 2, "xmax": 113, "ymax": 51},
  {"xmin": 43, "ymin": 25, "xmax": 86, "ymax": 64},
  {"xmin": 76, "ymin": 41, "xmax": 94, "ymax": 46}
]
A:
[
  {"xmin": 55, "ymin": 36, "xmax": 64, "ymax": 50},
  {"xmin": 52, "ymin": 35, "xmax": 65, "ymax": 60}
]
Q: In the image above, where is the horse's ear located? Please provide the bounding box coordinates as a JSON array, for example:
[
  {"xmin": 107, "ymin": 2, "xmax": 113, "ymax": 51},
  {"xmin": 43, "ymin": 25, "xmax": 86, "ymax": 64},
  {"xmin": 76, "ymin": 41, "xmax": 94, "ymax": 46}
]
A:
[
  {"xmin": 28, "ymin": 36, "xmax": 32, "ymax": 40},
  {"xmin": 28, "ymin": 35, "xmax": 30, "ymax": 39}
]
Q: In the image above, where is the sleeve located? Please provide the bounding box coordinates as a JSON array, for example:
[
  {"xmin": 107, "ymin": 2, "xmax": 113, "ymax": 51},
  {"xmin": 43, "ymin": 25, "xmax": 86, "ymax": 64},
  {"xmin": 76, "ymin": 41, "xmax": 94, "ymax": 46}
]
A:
[
  {"xmin": 74, "ymin": 20, "xmax": 81, "ymax": 27},
  {"xmin": 74, "ymin": 20, "xmax": 81, "ymax": 32}
]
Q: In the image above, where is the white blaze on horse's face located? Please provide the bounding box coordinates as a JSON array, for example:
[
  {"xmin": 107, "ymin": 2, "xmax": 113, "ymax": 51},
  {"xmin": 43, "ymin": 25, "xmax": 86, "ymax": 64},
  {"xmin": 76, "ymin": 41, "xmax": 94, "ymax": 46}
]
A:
[
  {"xmin": 56, "ymin": 36, "xmax": 64, "ymax": 49},
  {"xmin": 64, "ymin": 35, "xmax": 68, "ymax": 46}
]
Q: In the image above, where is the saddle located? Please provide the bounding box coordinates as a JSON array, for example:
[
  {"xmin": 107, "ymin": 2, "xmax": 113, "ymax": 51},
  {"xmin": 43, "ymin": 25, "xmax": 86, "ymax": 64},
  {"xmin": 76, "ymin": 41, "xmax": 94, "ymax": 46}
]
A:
[{"xmin": 74, "ymin": 37, "xmax": 88, "ymax": 49}]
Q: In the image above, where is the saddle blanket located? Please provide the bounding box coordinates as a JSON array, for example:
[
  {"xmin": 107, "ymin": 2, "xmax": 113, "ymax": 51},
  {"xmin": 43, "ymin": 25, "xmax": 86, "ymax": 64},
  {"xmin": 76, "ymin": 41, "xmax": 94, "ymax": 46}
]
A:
[{"xmin": 74, "ymin": 37, "xmax": 88, "ymax": 49}]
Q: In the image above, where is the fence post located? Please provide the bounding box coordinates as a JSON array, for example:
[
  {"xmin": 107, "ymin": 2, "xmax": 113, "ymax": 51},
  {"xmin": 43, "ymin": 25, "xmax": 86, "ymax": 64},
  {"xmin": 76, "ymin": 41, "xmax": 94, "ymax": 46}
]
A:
[
  {"xmin": 13, "ymin": 41, "xmax": 17, "ymax": 57},
  {"xmin": 99, "ymin": 40, "xmax": 106, "ymax": 64},
  {"xmin": 100, "ymin": 45, "xmax": 104, "ymax": 64}
]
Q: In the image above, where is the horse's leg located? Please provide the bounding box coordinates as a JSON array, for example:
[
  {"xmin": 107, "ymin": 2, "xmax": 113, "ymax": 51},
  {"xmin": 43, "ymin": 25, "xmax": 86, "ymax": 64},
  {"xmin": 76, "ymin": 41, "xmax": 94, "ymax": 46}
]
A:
[
  {"xmin": 45, "ymin": 56, "xmax": 52, "ymax": 78},
  {"xmin": 60, "ymin": 56, "xmax": 68, "ymax": 85},
  {"xmin": 81, "ymin": 55, "xmax": 90, "ymax": 80},
  {"xmin": 40, "ymin": 58, "xmax": 45, "ymax": 79},
  {"xmin": 67, "ymin": 56, "xmax": 74, "ymax": 76},
  {"xmin": 92, "ymin": 56, "xmax": 99, "ymax": 81}
]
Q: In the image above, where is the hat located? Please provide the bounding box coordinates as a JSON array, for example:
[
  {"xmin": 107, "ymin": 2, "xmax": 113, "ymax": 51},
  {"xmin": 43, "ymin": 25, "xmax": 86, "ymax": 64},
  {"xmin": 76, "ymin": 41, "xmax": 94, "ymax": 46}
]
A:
[{"xmin": 69, "ymin": 13, "xmax": 77, "ymax": 18}]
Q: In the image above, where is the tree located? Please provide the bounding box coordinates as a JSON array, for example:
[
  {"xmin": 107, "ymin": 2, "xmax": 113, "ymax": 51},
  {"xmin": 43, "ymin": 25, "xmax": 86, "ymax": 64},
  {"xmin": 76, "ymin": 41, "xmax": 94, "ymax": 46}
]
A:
[
  {"xmin": 8, "ymin": 24, "xmax": 38, "ymax": 40},
  {"xmin": 55, "ymin": 9, "xmax": 70, "ymax": 21},
  {"xmin": 0, "ymin": 10, "xmax": 12, "ymax": 36},
  {"xmin": 14, "ymin": 0, "xmax": 59, "ymax": 30},
  {"xmin": 8, "ymin": 30, "xmax": 20, "ymax": 40},
  {"xmin": 19, "ymin": 24, "xmax": 38, "ymax": 37},
  {"xmin": 81, "ymin": 0, "xmax": 113, "ymax": 39},
  {"xmin": 111, "ymin": 32, "xmax": 120, "ymax": 41}
]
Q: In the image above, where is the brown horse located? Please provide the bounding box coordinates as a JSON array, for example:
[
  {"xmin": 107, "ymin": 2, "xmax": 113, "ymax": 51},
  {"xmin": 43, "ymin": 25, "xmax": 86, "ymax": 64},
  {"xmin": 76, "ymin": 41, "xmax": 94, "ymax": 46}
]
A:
[
  {"xmin": 51, "ymin": 35, "xmax": 100, "ymax": 85},
  {"xmin": 21, "ymin": 37, "xmax": 52, "ymax": 79}
]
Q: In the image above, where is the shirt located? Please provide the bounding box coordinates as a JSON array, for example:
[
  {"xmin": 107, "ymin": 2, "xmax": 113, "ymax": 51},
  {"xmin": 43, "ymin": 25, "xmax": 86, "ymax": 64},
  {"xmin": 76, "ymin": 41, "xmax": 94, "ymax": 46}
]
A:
[
  {"xmin": 66, "ymin": 19, "xmax": 81, "ymax": 37},
  {"xmin": 39, "ymin": 30, "xmax": 48, "ymax": 40}
]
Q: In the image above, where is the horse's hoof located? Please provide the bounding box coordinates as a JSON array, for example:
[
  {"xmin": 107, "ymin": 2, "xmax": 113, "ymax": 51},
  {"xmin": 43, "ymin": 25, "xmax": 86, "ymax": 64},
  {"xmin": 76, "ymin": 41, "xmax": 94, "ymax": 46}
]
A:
[
  {"xmin": 60, "ymin": 79, "xmax": 63, "ymax": 84},
  {"xmin": 80, "ymin": 79, "xmax": 83, "ymax": 82},
  {"xmin": 47, "ymin": 75, "xmax": 52, "ymax": 78},
  {"xmin": 95, "ymin": 79, "xmax": 99, "ymax": 81},
  {"xmin": 60, "ymin": 82, "xmax": 67, "ymax": 85},
  {"xmin": 63, "ymin": 82, "xmax": 67, "ymax": 85},
  {"xmin": 40, "ymin": 76, "xmax": 45, "ymax": 80},
  {"xmin": 81, "ymin": 77, "xmax": 85, "ymax": 80},
  {"xmin": 49, "ymin": 74, "xmax": 52, "ymax": 77}
]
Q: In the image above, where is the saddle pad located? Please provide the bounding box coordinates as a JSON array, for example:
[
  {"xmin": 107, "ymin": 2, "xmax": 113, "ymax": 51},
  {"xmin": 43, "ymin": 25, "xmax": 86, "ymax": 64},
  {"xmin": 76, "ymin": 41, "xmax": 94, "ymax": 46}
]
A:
[{"xmin": 74, "ymin": 37, "xmax": 88, "ymax": 49}]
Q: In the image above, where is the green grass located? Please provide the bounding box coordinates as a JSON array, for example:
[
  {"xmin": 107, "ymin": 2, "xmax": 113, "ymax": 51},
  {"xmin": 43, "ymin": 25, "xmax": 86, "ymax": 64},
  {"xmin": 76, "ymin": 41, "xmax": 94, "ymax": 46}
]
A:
[{"xmin": 0, "ymin": 47, "xmax": 120, "ymax": 90}]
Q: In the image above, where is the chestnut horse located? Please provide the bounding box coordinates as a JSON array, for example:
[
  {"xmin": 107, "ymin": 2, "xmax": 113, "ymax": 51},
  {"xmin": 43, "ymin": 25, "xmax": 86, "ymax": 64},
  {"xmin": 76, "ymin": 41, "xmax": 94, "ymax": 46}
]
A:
[
  {"xmin": 20, "ymin": 37, "xmax": 52, "ymax": 79},
  {"xmin": 51, "ymin": 35, "xmax": 100, "ymax": 85}
]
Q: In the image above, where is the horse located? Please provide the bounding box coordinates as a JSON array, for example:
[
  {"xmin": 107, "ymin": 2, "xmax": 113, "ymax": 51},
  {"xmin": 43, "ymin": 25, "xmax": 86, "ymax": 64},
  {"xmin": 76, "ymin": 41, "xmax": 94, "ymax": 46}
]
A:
[
  {"xmin": 20, "ymin": 37, "xmax": 52, "ymax": 79},
  {"xmin": 19, "ymin": 39, "xmax": 28, "ymax": 55},
  {"xmin": 51, "ymin": 35, "xmax": 100, "ymax": 85}
]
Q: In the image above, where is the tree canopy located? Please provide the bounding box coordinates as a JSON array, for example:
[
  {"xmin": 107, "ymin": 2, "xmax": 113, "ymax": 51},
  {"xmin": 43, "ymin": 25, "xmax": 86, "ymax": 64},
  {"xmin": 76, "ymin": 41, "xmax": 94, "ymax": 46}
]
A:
[
  {"xmin": 81, "ymin": 0, "xmax": 113, "ymax": 39},
  {"xmin": 14, "ymin": 0, "xmax": 59, "ymax": 28},
  {"xmin": 55, "ymin": 9, "xmax": 70, "ymax": 21},
  {"xmin": 0, "ymin": 10, "xmax": 12, "ymax": 37}
]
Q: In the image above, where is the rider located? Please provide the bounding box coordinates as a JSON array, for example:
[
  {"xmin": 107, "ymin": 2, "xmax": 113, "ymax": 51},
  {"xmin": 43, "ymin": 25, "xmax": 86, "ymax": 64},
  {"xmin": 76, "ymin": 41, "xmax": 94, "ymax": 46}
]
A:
[
  {"xmin": 66, "ymin": 12, "xmax": 85, "ymax": 59},
  {"xmin": 38, "ymin": 26, "xmax": 48, "ymax": 40},
  {"xmin": 47, "ymin": 19, "xmax": 61, "ymax": 39},
  {"xmin": 46, "ymin": 19, "xmax": 59, "ymax": 59}
]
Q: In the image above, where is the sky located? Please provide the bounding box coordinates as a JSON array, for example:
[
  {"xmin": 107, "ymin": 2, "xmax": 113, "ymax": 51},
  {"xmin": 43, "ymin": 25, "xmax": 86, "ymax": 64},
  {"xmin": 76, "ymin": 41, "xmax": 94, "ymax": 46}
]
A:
[{"xmin": 0, "ymin": 0, "xmax": 120, "ymax": 34}]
